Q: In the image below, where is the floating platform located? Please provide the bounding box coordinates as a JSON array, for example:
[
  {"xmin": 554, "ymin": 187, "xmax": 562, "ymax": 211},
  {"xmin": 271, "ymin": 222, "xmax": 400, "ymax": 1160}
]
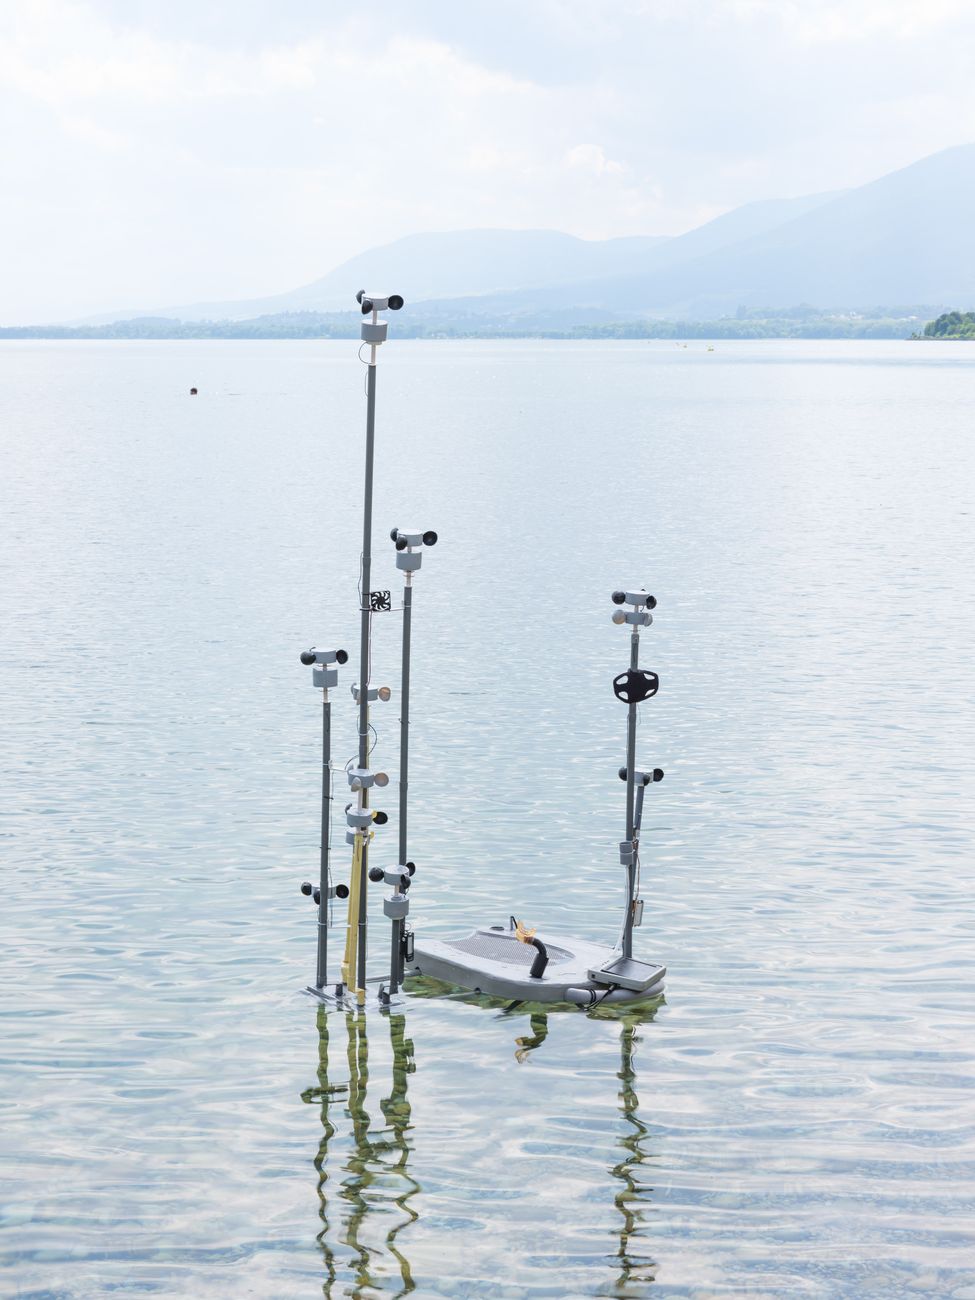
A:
[{"xmin": 408, "ymin": 924, "xmax": 665, "ymax": 1006}]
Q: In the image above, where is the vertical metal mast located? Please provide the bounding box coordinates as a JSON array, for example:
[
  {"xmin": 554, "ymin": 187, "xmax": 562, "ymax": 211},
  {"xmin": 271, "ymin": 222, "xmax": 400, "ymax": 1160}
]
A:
[
  {"xmin": 622, "ymin": 627, "xmax": 640, "ymax": 960},
  {"xmin": 611, "ymin": 589, "xmax": 663, "ymax": 961},
  {"xmin": 391, "ymin": 573, "xmax": 411, "ymax": 993},
  {"xmin": 381, "ymin": 527, "xmax": 436, "ymax": 996},
  {"xmin": 344, "ymin": 290, "xmax": 404, "ymax": 1001},
  {"xmin": 319, "ymin": 688, "xmax": 334, "ymax": 987},
  {"xmin": 299, "ymin": 646, "xmax": 349, "ymax": 992},
  {"xmin": 355, "ymin": 349, "xmax": 377, "ymax": 997},
  {"xmin": 399, "ymin": 577, "xmax": 412, "ymax": 873}
]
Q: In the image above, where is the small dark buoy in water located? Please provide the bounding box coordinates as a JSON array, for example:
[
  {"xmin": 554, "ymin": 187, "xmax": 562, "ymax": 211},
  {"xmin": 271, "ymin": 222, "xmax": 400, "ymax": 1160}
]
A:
[{"xmin": 189, "ymin": 387, "xmax": 198, "ymax": 395}]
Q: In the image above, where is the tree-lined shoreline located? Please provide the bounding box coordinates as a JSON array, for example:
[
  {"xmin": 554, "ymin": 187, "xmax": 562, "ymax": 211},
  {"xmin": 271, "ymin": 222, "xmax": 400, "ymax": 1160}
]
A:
[
  {"xmin": 918, "ymin": 311, "xmax": 975, "ymax": 339},
  {"xmin": 0, "ymin": 308, "xmax": 942, "ymax": 341}
]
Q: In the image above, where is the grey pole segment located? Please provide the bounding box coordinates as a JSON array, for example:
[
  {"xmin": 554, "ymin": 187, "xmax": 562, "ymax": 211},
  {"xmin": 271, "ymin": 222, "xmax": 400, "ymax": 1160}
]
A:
[
  {"xmin": 356, "ymin": 350, "xmax": 378, "ymax": 994},
  {"xmin": 399, "ymin": 579, "xmax": 412, "ymax": 871},
  {"xmin": 389, "ymin": 576, "xmax": 413, "ymax": 994},
  {"xmin": 316, "ymin": 694, "xmax": 332, "ymax": 988},
  {"xmin": 622, "ymin": 628, "xmax": 640, "ymax": 960}
]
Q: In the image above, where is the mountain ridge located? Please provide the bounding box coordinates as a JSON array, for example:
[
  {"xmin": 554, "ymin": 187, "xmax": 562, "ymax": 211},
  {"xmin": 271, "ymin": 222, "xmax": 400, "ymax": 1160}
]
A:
[
  {"xmin": 434, "ymin": 144, "xmax": 974, "ymax": 321},
  {"xmin": 70, "ymin": 191, "xmax": 841, "ymax": 327},
  {"xmin": 21, "ymin": 144, "xmax": 975, "ymax": 330}
]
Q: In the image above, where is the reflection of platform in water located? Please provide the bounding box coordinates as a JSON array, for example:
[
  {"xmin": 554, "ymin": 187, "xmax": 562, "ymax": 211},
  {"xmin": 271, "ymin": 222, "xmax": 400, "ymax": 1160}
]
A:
[
  {"xmin": 409, "ymin": 924, "xmax": 665, "ymax": 1005},
  {"xmin": 501, "ymin": 1002, "xmax": 662, "ymax": 1290},
  {"xmin": 301, "ymin": 999, "xmax": 662, "ymax": 1295},
  {"xmin": 302, "ymin": 1006, "xmax": 417, "ymax": 1297}
]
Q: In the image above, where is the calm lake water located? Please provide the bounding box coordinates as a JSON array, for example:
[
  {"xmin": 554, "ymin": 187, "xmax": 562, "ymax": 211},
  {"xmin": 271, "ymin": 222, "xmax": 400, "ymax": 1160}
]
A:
[{"xmin": 1, "ymin": 339, "xmax": 973, "ymax": 1299}]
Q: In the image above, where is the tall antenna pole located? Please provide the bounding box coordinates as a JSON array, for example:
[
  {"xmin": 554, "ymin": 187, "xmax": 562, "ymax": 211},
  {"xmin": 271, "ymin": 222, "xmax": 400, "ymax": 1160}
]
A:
[
  {"xmin": 342, "ymin": 291, "xmax": 404, "ymax": 1003},
  {"xmin": 355, "ymin": 343, "xmax": 377, "ymax": 999},
  {"xmin": 611, "ymin": 590, "xmax": 662, "ymax": 961}
]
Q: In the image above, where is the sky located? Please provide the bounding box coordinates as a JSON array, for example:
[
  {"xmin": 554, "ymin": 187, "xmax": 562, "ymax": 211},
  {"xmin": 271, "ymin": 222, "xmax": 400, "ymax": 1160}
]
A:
[{"xmin": 2, "ymin": 0, "xmax": 974, "ymax": 323}]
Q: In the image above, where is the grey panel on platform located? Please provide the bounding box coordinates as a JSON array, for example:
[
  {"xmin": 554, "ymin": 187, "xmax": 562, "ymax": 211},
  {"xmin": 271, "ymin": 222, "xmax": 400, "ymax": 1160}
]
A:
[{"xmin": 587, "ymin": 956, "xmax": 666, "ymax": 992}]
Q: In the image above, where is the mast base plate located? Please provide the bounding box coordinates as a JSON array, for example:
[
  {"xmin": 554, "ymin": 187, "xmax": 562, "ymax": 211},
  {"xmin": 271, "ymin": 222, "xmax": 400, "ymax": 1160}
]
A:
[{"xmin": 303, "ymin": 983, "xmax": 406, "ymax": 1010}]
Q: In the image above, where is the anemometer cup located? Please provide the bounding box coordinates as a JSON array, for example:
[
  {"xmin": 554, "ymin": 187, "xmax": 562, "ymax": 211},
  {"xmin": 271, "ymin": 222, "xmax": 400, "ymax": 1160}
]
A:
[
  {"xmin": 302, "ymin": 880, "xmax": 349, "ymax": 904},
  {"xmin": 356, "ymin": 290, "xmax": 404, "ymax": 313},
  {"xmin": 611, "ymin": 589, "xmax": 656, "ymax": 609},
  {"xmin": 391, "ymin": 527, "xmax": 438, "ymax": 548},
  {"xmin": 392, "ymin": 526, "xmax": 438, "ymax": 571},
  {"xmin": 619, "ymin": 767, "xmax": 665, "ymax": 784},
  {"xmin": 301, "ymin": 647, "xmax": 348, "ymax": 666}
]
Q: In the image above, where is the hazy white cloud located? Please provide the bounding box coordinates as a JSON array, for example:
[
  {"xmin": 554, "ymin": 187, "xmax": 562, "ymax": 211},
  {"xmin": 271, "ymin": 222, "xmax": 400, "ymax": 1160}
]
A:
[
  {"xmin": 0, "ymin": 0, "xmax": 973, "ymax": 321},
  {"xmin": 566, "ymin": 144, "xmax": 626, "ymax": 176},
  {"xmin": 733, "ymin": 0, "xmax": 973, "ymax": 41}
]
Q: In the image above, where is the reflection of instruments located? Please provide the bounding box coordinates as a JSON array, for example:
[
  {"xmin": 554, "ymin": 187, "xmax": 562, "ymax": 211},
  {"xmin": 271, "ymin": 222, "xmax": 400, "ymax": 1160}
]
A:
[
  {"xmin": 301, "ymin": 1005, "xmax": 417, "ymax": 1296},
  {"xmin": 513, "ymin": 1011, "xmax": 549, "ymax": 1063},
  {"xmin": 303, "ymin": 1000, "xmax": 662, "ymax": 1295},
  {"xmin": 510, "ymin": 1002, "xmax": 661, "ymax": 1290}
]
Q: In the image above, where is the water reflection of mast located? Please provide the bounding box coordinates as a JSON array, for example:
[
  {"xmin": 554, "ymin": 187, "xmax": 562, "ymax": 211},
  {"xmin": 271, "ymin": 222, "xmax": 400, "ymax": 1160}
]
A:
[
  {"xmin": 382, "ymin": 1013, "xmax": 419, "ymax": 1290},
  {"xmin": 611, "ymin": 1011, "xmax": 659, "ymax": 1293},
  {"xmin": 343, "ymin": 1008, "xmax": 372, "ymax": 1291},
  {"xmin": 302, "ymin": 1007, "xmax": 417, "ymax": 1297},
  {"xmin": 301, "ymin": 1005, "xmax": 345, "ymax": 1291}
]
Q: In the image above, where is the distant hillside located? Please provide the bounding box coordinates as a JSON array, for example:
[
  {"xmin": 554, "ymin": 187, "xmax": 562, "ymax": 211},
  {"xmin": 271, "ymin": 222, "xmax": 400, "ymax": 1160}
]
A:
[{"xmin": 442, "ymin": 144, "xmax": 975, "ymax": 321}]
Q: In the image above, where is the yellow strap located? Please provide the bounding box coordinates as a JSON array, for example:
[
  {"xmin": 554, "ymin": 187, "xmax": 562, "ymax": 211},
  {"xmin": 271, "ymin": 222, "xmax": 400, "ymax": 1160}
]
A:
[
  {"xmin": 341, "ymin": 830, "xmax": 374, "ymax": 999},
  {"xmin": 341, "ymin": 834, "xmax": 361, "ymax": 990},
  {"xmin": 513, "ymin": 920, "xmax": 536, "ymax": 945}
]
